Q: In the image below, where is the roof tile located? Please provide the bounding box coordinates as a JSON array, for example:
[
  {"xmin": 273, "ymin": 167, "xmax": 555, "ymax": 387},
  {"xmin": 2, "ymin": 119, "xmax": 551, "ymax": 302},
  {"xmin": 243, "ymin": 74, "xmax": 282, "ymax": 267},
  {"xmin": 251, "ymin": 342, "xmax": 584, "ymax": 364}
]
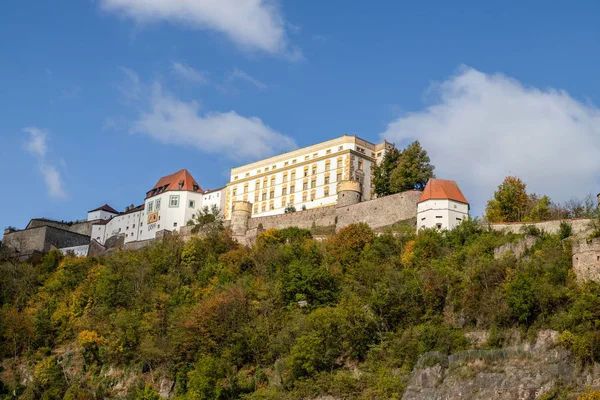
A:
[{"xmin": 418, "ymin": 179, "xmax": 468, "ymax": 204}]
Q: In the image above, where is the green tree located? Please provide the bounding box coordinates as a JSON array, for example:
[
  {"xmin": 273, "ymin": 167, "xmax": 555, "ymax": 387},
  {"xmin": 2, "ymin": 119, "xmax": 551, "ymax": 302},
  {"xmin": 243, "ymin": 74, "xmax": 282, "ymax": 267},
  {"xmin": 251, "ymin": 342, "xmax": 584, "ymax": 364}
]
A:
[
  {"xmin": 485, "ymin": 176, "xmax": 529, "ymax": 222},
  {"xmin": 373, "ymin": 147, "xmax": 401, "ymax": 197},
  {"xmin": 524, "ymin": 194, "xmax": 552, "ymax": 222},
  {"xmin": 389, "ymin": 141, "xmax": 435, "ymax": 192},
  {"xmin": 187, "ymin": 205, "xmax": 224, "ymax": 234}
]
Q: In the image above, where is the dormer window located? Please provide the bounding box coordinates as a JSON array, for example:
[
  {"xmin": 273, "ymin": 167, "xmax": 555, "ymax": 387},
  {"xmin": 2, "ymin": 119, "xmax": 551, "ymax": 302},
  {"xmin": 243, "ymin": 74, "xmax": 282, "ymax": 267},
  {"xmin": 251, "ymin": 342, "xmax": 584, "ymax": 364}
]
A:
[
  {"xmin": 193, "ymin": 185, "xmax": 199, "ymax": 192},
  {"xmin": 178, "ymin": 182, "xmax": 184, "ymax": 190}
]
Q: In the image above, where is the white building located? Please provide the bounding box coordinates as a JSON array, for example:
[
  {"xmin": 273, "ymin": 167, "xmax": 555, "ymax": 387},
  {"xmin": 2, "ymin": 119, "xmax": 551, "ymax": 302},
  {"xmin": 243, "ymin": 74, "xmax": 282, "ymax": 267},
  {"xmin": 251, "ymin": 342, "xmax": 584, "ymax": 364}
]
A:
[
  {"xmin": 87, "ymin": 204, "xmax": 119, "ymax": 221},
  {"xmin": 90, "ymin": 169, "xmax": 226, "ymax": 245},
  {"xmin": 417, "ymin": 179, "xmax": 469, "ymax": 232},
  {"xmin": 225, "ymin": 135, "xmax": 394, "ymax": 219}
]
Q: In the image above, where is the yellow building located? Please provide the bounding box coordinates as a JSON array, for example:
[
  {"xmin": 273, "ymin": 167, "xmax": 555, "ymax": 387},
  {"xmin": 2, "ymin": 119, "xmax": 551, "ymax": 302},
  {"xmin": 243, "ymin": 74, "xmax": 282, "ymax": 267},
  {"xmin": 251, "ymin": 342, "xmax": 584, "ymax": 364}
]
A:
[{"xmin": 224, "ymin": 135, "xmax": 394, "ymax": 219}]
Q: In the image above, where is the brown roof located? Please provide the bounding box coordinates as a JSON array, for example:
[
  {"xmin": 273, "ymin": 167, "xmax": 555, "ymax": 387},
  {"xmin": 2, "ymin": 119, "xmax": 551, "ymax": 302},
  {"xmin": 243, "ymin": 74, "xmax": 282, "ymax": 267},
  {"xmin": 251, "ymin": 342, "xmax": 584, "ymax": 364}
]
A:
[
  {"xmin": 146, "ymin": 169, "xmax": 202, "ymax": 199},
  {"xmin": 418, "ymin": 179, "xmax": 469, "ymax": 204},
  {"xmin": 88, "ymin": 204, "xmax": 119, "ymax": 214}
]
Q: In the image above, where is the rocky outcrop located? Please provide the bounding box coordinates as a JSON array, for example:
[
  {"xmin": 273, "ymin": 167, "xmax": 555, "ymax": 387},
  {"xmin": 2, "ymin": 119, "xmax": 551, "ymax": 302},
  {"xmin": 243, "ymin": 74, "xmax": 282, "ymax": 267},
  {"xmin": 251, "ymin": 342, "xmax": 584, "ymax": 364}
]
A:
[{"xmin": 402, "ymin": 330, "xmax": 600, "ymax": 400}]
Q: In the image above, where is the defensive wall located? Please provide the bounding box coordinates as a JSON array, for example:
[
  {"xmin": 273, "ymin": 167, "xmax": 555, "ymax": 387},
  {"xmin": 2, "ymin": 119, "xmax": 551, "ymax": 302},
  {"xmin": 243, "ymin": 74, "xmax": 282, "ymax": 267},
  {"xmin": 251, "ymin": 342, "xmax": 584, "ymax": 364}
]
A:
[
  {"xmin": 26, "ymin": 218, "xmax": 95, "ymax": 236},
  {"xmin": 572, "ymin": 238, "xmax": 600, "ymax": 282},
  {"xmin": 488, "ymin": 218, "xmax": 593, "ymax": 237},
  {"xmin": 3, "ymin": 226, "xmax": 91, "ymax": 255},
  {"xmin": 238, "ymin": 189, "xmax": 422, "ymax": 238}
]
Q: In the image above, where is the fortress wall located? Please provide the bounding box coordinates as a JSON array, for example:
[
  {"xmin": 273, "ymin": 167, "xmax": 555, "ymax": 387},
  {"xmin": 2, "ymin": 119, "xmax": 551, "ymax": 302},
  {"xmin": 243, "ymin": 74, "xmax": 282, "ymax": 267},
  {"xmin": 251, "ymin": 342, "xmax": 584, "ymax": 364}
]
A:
[
  {"xmin": 572, "ymin": 238, "xmax": 600, "ymax": 282},
  {"xmin": 247, "ymin": 206, "xmax": 337, "ymax": 231},
  {"xmin": 336, "ymin": 190, "xmax": 422, "ymax": 230},
  {"xmin": 3, "ymin": 227, "xmax": 47, "ymax": 253},
  {"xmin": 489, "ymin": 219, "xmax": 593, "ymax": 237},
  {"xmin": 25, "ymin": 219, "xmax": 94, "ymax": 236},
  {"xmin": 69, "ymin": 221, "xmax": 95, "ymax": 236}
]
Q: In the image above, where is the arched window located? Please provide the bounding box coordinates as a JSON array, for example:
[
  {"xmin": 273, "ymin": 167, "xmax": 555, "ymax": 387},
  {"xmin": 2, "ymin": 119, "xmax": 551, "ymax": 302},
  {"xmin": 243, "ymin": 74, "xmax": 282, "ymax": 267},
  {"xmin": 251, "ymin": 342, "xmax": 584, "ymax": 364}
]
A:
[
  {"xmin": 232, "ymin": 187, "xmax": 237, "ymax": 196},
  {"xmin": 358, "ymin": 160, "xmax": 363, "ymax": 171},
  {"xmin": 311, "ymin": 178, "xmax": 316, "ymax": 188},
  {"xmin": 263, "ymin": 178, "xmax": 268, "ymax": 187},
  {"xmin": 261, "ymin": 202, "xmax": 266, "ymax": 212},
  {"xmin": 244, "ymin": 183, "xmax": 248, "ymax": 193},
  {"xmin": 281, "ymin": 196, "xmax": 287, "ymax": 208},
  {"xmin": 304, "ymin": 166, "xmax": 309, "ymax": 177},
  {"xmin": 312, "ymin": 164, "xmax": 318, "ymax": 175},
  {"xmin": 302, "ymin": 192, "xmax": 307, "ymax": 202},
  {"xmin": 271, "ymin": 176, "xmax": 276, "ymax": 186},
  {"xmin": 262, "ymin": 190, "xmax": 267, "ymax": 201},
  {"xmin": 283, "ymin": 173, "xmax": 288, "ymax": 183},
  {"xmin": 269, "ymin": 200, "xmax": 275, "ymax": 210},
  {"xmin": 337, "ymin": 157, "xmax": 343, "ymax": 168},
  {"xmin": 253, "ymin": 204, "xmax": 259, "ymax": 214},
  {"xmin": 324, "ymin": 174, "xmax": 330, "ymax": 184},
  {"xmin": 303, "ymin": 179, "xmax": 308, "ymax": 190},
  {"xmin": 324, "ymin": 186, "xmax": 330, "ymax": 197},
  {"xmin": 310, "ymin": 190, "xmax": 316, "ymax": 201},
  {"xmin": 289, "ymin": 195, "xmax": 295, "ymax": 205},
  {"xmin": 325, "ymin": 161, "xmax": 331, "ymax": 171},
  {"xmin": 291, "ymin": 171, "xmax": 296, "ymax": 180},
  {"xmin": 255, "ymin": 180, "xmax": 260, "ymax": 190}
]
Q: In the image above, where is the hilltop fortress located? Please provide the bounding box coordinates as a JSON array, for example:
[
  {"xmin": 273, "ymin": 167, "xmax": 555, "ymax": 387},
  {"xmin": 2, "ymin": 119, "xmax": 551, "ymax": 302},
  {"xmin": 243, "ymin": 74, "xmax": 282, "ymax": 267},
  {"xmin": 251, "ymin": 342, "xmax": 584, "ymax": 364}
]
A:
[{"xmin": 3, "ymin": 134, "xmax": 600, "ymax": 282}]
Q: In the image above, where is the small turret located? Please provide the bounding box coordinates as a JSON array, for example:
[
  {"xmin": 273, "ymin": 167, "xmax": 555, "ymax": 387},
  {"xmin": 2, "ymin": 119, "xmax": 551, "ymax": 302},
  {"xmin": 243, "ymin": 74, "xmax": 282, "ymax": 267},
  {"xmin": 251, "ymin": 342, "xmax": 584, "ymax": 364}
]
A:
[
  {"xmin": 336, "ymin": 180, "xmax": 362, "ymax": 207},
  {"xmin": 231, "ymin": 201, "xmax": 253, "ymax": 235}
]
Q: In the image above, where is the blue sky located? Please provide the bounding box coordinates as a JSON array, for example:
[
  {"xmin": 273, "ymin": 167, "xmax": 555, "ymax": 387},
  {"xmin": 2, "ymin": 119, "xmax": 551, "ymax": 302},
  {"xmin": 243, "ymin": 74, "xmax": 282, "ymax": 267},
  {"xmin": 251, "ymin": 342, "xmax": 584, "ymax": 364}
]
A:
[{"xmin": 2, "ymin": 0, "xmax": 600, "ymax": 234}]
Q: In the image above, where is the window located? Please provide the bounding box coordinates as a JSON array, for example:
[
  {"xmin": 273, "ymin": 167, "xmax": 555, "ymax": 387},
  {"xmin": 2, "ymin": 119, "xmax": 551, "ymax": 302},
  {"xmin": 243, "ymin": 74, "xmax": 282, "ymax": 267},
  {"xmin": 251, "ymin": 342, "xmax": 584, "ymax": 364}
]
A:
[
  {"xmin": 436, "ymin": 216, "xmax": 442, "ymax": 218},
  {"xmin": 289, "ymin": 195, "xmax": 294, "ymax": 205},
  {"xmin": 311, "ymin": 179, "xmax": 316, "ymax": 189},
  {"xmin": 169, "ymin": 195, "xmax": 180, "ymax": 207},
  {"xmin": 257, "ymin": 169, "xmax": 261, "ymax": 173},
  {"xmin": 126, "ymin": 226, "xmax": 129, "ymax": 230},
  {"xmin": 312, "ymin": 165, "xmax": 317, "ymax": 175},
  {"xmin": 233, "ymin": 187, "xmax": 237, "ymax": 196},
  {"xmin": 282, "ymin": 187, "xmax": 287, "ymax": 196},
  {"xmin": 337, "ymin": 172, "xmax": 342, "ymax": 181},
  {"xmin": 270, "ymin": 190, "xmax": 274, "ymax": 199},
  {"xmin": 173, "ymin": 222, "xmax": 178, "ymax": 227},
  {"xmin": 456, "ymin": 218, "xmax": 462, "ymax": 221},
  {"xmin": 324, "ymin": 175, "xmax": 330, "ymax": 184},
  {"xmin": 234, "ymin": 176, "xmax": 238, "ymax": 180},
  {"xmin": 155, "ymin": 199, "xmax": 161, "ymax": 210},
  {"xmin": 269, "ymin": 200, "xmax": 275, "ymax": 210},
  {"xmin": 313, "ymin": 153, "xmax": 318, "ymax": 158},
  {"xmin": 305, "ymin": 155, "xmax": 309, "ymax": 161},
  {"xmin": 132, "ymin": 224, "xmax": 135, "ymax": 228},
  {"xmin": 324, "ymin": 187, "xmax": 330, "ymax": 196},
  {"xmin": 147, "ymin": 201, "xmax": 153, "ymax": 213},
  {"xmin": 436, "ymin": 223, "xmax": 442, "ymax": 229},
  {"xmin": 254, "ymin": 204, "xmax": 259, "ymax": 214},
  {"xmin": 189, "ymin": 200, "xmax": 195, "ymax": 208},
  {"xmin": 422, "ymin": 217, "xmax": 426, "ymax": 221},
  {"xmin": 283, "ymin": 173, "xmax": 288, "ymax": 183},
  {"xmin": 304, "ymin": 167, "xmax": 309, "ymax": 177},
  {"xmin": 310, "ymin": 190, "xmax": 316, "ymax": 201},
  {"xmin": 265, "ymin": 167, "xmax": 269, "ymax": 172},
  {"xmin": 244, "ymin": 184, "xmax": 248, "ymax": 193},
  {"xmin": 246, "ymin": 173, "xmax": 250, "ymax": 177},
  {"xmin": 291, "ymin": 171, "xmax": 296, "ymax": 180},
  {"xmin": 338, "ymin": 146, "xmax": 343, "ymax": 151},
  {"xmin": 326, "ymin": 149, "xmax": 331, "ymax": 154},
  {"xmin": 284, "ymin": 161, "xmax": 289, "ymax": 166},
  {"xmin": 337, "ymin": 158, "xmax": 343, "ymax": 168},
  {"xmin": 272, "ymin": 164, "xmax": 276, "ymax": 170},
  {"xmin": 325, "ymin": 161, "xmax": 330, "ymax": 171},
  {"xmin": 302, "ymin": 192, "xmax": 307, "ymax": 202},
  {"xmin": 358, "ymin": 160, "xmax": 363, "ymax": 170},
  {"xmin": 281, "ymin": 197, "xmax": 286, "ymax": 207},
  {"xmin": 303, "ymin": 181, "xmax": 308, "ymax": 190},
  {"xmin": 261, "ymin": 202, "xmax": 266, "ymax": 212},
  {"xmin": 271, "ymin": 177, "xmax": 276, "ymax": 186},
  {"xmin": 290, "ymin": 185, "xmax": 295, "ymax": 193},
  {"xmin": 255, "ymin": 180, "xmax": 260, "ymax": 190},
  {"xmin": 262, "ymin": 192, "xmax": 267, "ymax": 201},
  {"xmin": 292, "ymin": 159, "xmax": 297, "ymax": 164}
]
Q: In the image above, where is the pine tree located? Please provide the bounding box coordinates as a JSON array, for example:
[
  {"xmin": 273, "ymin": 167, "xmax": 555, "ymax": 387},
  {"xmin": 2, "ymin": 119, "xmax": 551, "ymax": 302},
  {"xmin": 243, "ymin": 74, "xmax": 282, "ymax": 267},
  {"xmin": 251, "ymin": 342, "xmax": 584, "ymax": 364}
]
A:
[
  {"xmin": 389, "ymin": 140, "xmax": 435, "ymax": 192},
  {"xmin": 373, "ymin": 147, "xmax": 401, "ymax": 197}
]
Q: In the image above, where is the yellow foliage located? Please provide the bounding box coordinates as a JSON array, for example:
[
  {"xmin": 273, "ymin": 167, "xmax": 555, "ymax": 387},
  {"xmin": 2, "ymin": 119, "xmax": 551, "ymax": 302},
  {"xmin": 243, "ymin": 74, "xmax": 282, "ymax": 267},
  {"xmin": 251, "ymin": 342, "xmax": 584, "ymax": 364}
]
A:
[
  {"xmin": 401, "ymin": 240, "xmax": 416, "ymax": 267},
  {"xmin": 77, "ymin": 330, "xmax": 105, "ymax": 348},
  {"xmin": 579, "ymin": 389, "xmax": 600, "ymax": 400}
]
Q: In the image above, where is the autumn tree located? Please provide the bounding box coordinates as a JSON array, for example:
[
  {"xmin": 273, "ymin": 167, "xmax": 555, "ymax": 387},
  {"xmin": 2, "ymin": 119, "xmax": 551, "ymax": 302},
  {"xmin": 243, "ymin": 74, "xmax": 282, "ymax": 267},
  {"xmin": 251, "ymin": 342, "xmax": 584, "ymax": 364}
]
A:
[
  {"xmin": 186, "ymin": 205, "xmax": 224, "ymax": 234},
  {"xmin": 389, "ymin": 140, "xmax": 435, "ymax": 192},
  {"xmin": 485, "ymin": 176, "xmax": 529, "ymax": 223}
]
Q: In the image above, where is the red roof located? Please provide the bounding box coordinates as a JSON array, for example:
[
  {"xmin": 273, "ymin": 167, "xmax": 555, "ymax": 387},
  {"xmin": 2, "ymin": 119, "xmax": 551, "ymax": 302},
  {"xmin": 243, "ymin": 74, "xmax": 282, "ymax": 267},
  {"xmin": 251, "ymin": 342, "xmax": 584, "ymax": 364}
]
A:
[
  {"xmin": 418, "ymin": 179, "xmax": 468, "ymax": 204},
  {"xmin": 88, "ymin": 204, "xmax": 119, "ymax": 214},
  {"xmin": 146, "ymin": 169, "xmax": 202, "ymax": 199}
]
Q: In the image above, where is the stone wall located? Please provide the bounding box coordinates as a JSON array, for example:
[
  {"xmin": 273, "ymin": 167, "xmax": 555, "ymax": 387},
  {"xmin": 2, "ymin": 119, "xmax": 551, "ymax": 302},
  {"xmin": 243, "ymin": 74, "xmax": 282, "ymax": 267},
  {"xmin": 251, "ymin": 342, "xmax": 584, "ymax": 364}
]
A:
[
  {"xmin": 25, "ymin": 218, "xmax": 94, "ymax": 236},
  {"xmin": 494, "ymin": 236, "xmax": 537, "ymax": 259},
  {"xmin": 489, "ymin": 218, "xmax": 593, "ymax": 237},
  {"xmin": 3, "ymin": 226, "xmax": 90, "ymax": 254},
  {"xmin": 244, "ymin": 190, "xmax": 422, "ymax": 235},
  {"xmin": 572, "ymin": 238, "xmax": 600, "ymax": 282}
]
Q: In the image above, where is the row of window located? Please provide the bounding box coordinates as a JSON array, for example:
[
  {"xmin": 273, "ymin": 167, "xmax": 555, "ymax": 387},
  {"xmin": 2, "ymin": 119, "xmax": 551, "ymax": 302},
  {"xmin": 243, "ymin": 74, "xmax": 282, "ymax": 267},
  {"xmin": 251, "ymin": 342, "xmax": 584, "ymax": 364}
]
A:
[
  {"xmin": 147, "ymin": 196, "xmax": 197, "ymax": 212},
  {"xmin": 235, "ymin": 170, "xmax": 345, "ymax": 196},
  {"xmin": 234, "ymin": 146, "xmax": 347, "ymax": 180},
  {"xmin": 252, "ymin": 187, "xmax": 334, "ymax": 214}
]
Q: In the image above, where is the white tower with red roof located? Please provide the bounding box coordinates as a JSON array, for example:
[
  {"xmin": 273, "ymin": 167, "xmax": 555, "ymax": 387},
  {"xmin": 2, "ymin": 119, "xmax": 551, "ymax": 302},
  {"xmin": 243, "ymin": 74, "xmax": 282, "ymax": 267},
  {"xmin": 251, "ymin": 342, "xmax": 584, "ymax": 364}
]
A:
[{"xmin": 417, "ymin": 179, "xmax": 469, "ymax": 232}]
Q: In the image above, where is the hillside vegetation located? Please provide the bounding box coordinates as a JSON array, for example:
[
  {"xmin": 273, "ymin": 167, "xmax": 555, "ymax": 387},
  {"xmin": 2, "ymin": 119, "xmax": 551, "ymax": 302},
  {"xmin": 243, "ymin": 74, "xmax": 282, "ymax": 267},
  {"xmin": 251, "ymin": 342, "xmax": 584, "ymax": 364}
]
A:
[{"xmin": 2, "ymin": 221, "xmax": 600, "ymax": 399}]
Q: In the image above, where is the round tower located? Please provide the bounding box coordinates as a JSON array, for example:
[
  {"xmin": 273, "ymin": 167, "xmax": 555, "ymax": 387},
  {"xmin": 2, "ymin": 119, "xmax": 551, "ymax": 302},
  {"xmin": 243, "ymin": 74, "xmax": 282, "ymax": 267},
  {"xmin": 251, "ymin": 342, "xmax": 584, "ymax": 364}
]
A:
[
  {"xmin": 231, "ymin": 201, "xmax": 253, "ymax": 235},
  {"xmin": 336, "ymin": 180, "xmax": 362, "ymax": 207}
]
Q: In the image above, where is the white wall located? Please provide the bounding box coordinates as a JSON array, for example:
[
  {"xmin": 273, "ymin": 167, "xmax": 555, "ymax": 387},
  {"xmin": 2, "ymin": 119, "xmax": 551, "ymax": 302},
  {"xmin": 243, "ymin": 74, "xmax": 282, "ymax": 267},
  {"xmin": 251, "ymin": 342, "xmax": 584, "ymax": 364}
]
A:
[
  {"xmin": 91, "ymin": 210, "xmax": 142, "ymax": 245},
  {"xmin": 87, "ymin": 210, "xmax": 117, "ymax": 221},
  {"xmin": 417, "ymin": 199, "xmax": 469, "ymax": 231},
  {"xmin": 59, "ymin": 245, "xmax": 89, "ymax": 257}
]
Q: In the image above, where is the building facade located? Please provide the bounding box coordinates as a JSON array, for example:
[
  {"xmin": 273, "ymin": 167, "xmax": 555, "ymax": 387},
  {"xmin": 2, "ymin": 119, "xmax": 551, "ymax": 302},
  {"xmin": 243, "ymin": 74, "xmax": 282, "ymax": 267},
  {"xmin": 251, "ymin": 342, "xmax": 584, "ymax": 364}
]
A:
[
  {"xmin": 417, "ymin": 179, "xmax": 469, "ymax": 231},
  {"xmin": 90, "ymin": 169, "xmax": 226, "ymax": 245},
  {"xmin": 225, "ymin": 135, "xmax": 394, "ymax": 219}
]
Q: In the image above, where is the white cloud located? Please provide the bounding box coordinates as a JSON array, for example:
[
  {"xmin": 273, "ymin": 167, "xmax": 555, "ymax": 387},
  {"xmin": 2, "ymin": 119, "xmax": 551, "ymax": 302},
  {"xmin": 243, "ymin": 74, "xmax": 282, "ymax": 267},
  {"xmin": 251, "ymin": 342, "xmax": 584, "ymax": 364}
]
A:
[
  {"xmin": 172, "ymin": 62, "xmax": 208, "ymax": 84},
  {"xmin": 123, "ymin": 71, "xmax": 296, "ymax": 160},
  {"xmin": 23, "ymin": 127, "xmax": 67, "ymax": 200},
  {"xmin": 100, "ymin": 0, "xmax": 300, "ymax": 58},
  {"xmin": 228, "ymin": 68, "xmax": 267, "ymax": 90},
  {"xmin": 381, "ymin": 66, "xmax": 600, "ymax": 216}
]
